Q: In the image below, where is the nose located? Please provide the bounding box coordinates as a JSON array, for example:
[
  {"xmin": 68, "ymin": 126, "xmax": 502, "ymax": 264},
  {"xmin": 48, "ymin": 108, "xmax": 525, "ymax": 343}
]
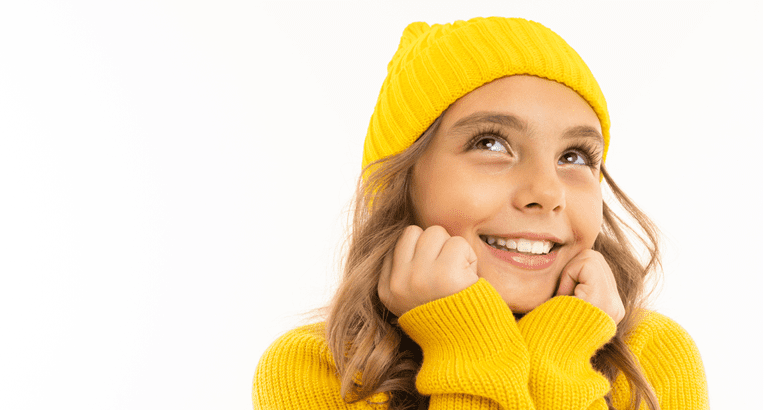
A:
[{"xmin": 512, "ymin": 161, "xmax": 565, "ymax": 213}]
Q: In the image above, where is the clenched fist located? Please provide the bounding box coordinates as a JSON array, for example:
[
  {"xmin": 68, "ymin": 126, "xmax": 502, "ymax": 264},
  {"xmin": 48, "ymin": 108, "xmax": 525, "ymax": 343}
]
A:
[
  {"xmin": 378, "ymin": 225, "xmax": 479, "ymax": 317},
  {"xmin": 556, "ymin": 249, "xmax": 625, "ymax": 324}
]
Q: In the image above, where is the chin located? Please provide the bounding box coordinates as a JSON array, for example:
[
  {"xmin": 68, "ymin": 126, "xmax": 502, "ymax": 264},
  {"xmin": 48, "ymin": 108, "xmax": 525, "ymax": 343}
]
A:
[
  {"xmin": 505, "ymin": 292, "xmax": 555, "ymax": 314},
  {"xmin": 476, "ymin": 256, "xmax": 563, "ymax": 314}
]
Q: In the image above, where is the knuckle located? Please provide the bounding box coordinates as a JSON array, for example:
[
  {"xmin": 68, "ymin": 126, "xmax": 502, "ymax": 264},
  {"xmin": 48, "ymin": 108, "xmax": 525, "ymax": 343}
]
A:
[
  {"xmin": 405, "ymin": 224, "xmax": 423, "ymax": 236},
  {"xmin": 444, "ymin": 236, "xmax": 468, "ymax": 252},
  {"xmin": 425, "ymin": 225, "xmax": 447, "ymax": 233},
  {"xmin": 401, "ymin": 225, "xmax": 422, "ymax": 242},
  {"xmin": 424, "ymin": 225, "xmax": 449, "ymax": 239}
]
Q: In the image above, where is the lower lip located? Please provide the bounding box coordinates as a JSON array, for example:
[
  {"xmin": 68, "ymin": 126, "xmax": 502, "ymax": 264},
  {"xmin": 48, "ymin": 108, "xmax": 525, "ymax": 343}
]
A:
[{"xmin": 483, "ymin": 242, "xmax": 558, "ymax": 270}]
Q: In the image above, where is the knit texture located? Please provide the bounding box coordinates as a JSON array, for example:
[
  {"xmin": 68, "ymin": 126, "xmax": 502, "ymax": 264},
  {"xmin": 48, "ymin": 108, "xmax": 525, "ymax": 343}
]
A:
[
  {"xmin": 253, "ymin": 279, "xmax": 709, "ymax": 409},
  {"xmin": 362, "ymin": 17, "xmax": 611, "ymax": 173}
]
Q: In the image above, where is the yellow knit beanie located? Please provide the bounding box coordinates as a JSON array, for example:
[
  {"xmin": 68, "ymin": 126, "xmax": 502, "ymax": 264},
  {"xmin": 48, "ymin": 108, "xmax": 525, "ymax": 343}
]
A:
[{"xmin": 362, "ymin": 17, "xmax": 610, "ymax": 171}]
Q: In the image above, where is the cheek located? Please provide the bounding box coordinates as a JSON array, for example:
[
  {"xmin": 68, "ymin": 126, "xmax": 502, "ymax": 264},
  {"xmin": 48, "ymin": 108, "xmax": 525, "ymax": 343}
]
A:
[
  {"xmin": 412, "ymin": 169, "xmax": 501, "ymax": 235},
  {"xmin": 573, "ymin": 186, "xmax": 603, "ymax": 245}
]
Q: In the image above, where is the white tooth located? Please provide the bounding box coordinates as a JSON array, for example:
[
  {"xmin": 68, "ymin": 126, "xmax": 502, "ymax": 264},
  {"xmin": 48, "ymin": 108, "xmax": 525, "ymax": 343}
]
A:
[
  {"xmin": 517, "ymin": 239, "xmax": 532, "ymax": 252},
  {"xmin": 497, "ymin": 238, "xmax": 506, "ymax": 247},
  {"xmin": 531, "ymin": 241, "xmax": 544, "ymax": 254},
  {"xmin": 544, "ymin": 242, "xmax": 554, "ymax": 253},
  {"xmin": 487, "ymin": 236, "xmax": 495, "ymax": 245},
  {"xmin": 505, "ymin": 239, "xmax": 516, "ymax": 250}
]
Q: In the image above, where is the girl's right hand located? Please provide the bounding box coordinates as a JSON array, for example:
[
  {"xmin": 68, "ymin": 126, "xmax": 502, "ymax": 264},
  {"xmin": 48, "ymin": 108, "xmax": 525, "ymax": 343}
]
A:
[{"xmin": 378, "ymin": 225, "xmax": 479, "ymax": 317}]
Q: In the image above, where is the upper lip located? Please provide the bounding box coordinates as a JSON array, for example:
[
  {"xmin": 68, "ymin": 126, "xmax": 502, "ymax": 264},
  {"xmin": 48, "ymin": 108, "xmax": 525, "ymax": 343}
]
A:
[{"xmin": 482, "ymin": 232, "xmax": 564, "ymax": 244}]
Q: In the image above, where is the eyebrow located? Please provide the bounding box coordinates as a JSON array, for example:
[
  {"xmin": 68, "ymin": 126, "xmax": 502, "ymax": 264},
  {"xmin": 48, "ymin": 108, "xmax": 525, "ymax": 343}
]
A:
[
  {"xmin": 451, "ymin": 111, "xmax": 528, "ymax": 133},
  {"xmin": 449, "ymin": 111, "xmax": 604, "ymax": 146}
]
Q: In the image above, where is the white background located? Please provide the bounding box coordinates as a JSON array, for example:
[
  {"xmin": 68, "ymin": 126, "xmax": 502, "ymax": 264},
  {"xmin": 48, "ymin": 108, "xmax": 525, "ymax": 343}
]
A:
[{"xmin": 0, "ymin": 1, "xmax": 763, "ymax": 409}]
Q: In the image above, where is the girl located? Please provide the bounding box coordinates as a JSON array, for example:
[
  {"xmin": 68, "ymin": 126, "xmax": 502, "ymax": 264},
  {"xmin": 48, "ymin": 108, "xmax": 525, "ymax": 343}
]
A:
[{"xmin": 253, "ymin": 17, "xmax": 708, "ymax": 410}]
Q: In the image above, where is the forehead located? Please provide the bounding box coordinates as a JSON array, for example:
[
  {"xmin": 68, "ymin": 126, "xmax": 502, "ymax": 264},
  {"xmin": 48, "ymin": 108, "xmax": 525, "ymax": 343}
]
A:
[{"xmin": 441, "ymin": 75, "xmax": 601, "ymax": 132}]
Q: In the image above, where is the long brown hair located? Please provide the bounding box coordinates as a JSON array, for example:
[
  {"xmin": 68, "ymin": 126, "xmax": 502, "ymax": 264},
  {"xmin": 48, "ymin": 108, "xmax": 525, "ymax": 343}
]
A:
[{"xmin": 326, "ymin": 114, "xmax": 662, "ymax": 410}]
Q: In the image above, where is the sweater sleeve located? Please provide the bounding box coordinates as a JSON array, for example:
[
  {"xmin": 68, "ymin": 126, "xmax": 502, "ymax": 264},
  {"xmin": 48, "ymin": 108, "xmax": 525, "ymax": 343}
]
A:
[
  {"xmin": 397, "ymin": 279, "xmax": 616, "ymax": 410},
  {"xmin": 610, "ymin": 312, "xmax": 709, "ymax": 410},
  {"xmin": 517, "ymin": 296, "xmax": 616, "ymax": 410},
  {"xmin": 253, "ymin": 323, "xmax": 388, "ymax": 410}
]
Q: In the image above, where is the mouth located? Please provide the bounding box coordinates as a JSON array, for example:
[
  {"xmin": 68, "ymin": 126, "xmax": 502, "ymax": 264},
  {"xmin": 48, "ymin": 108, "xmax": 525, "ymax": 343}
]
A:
[
  {"xmin": 479, "ymin": 234, "xmax": 562, "ymax": 255},
  {"xmin": 479, "ymin": 234, "xmax": 563, "ymax": 270}
]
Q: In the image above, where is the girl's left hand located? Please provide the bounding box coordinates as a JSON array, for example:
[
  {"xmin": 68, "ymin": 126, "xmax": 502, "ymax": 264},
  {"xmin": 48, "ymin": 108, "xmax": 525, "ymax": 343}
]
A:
[{"xmin": 555, "ymin": 249, "xmax": 625, "ymax": 324}]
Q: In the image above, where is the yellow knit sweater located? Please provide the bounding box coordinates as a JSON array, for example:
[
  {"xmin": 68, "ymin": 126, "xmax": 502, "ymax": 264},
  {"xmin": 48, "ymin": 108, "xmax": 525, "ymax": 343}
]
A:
[{"xmin": 253, "ymin": 279, "xmax": 708, "ymax": 409}]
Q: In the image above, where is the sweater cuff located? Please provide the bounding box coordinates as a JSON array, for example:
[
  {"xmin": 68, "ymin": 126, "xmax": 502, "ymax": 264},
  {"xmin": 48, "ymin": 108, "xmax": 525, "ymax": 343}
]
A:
[
  {"xmin": 398, "ymin": 279, "xmax": 528, "ymax": 364},
  {"xmin": 518, "ymin": 296, "xmax": 616, "ymax": 366}
]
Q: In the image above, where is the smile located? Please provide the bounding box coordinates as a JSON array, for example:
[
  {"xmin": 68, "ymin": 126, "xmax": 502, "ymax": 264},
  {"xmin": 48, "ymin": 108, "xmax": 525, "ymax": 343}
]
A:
[
  {"xmin": 480, "ymin": 235, "xmax": 561, "ymax": 270},
  {"xmin": 479, "ymin": 234, "xmax": 559, "ymax": 255}
]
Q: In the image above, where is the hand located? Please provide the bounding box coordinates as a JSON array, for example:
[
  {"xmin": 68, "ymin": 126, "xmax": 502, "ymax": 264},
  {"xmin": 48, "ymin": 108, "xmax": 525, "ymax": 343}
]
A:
[
  {"xmin": 378, "ymin": 225, "xmax": 479, "ymax": 317},
  {"xmin": 555, "ymin": 249, "xmax": 625, "ymax": 324}
]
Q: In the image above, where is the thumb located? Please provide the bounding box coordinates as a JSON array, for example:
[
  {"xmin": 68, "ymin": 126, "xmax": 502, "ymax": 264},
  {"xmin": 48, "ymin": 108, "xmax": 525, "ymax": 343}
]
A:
[
  {"xmin": 556, "ymin": 267, "xmax": 579, "ymax": 296},
  {"xmin": 464, "ymin": 239, "xmax": 479, "ymax": 272}
]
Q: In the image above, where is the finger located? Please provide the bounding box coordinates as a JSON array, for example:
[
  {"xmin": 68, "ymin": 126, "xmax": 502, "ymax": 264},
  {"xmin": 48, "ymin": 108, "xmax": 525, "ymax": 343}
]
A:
[
  {"xmin": 438, "ymin": 236, "xmax": 480, "ymax": 290},
  {"xmin": 393, "ymin": 225, "xmax": 423, "ymax": 266},
  {"xmin": 574, "ymin": 251, "xmax": 611, "ymax": 296},
  {"xmin": 557, "ymin": 255, "xmax": 587, "ymax": 296},
  {"xmin": 377, "ymin": 253, "xmax": 397, "ymax": 313},
  {"xmin": 440, "ymin": 236, "xmax": 477, "ymax": 267},
  {"xmin": 599, "ymin": 256, "xmax": 619, "ymax": 289},
  {"xmin": 556, "ymin": 267, "xmax": 578, "ymax": 296},
  {"xmin": 413, "ymin": 225, "xmax": 451, "ymax": 262},
  {"xmin": 378, "ymin": 251, "xmax": 393, "ymax": 288}
]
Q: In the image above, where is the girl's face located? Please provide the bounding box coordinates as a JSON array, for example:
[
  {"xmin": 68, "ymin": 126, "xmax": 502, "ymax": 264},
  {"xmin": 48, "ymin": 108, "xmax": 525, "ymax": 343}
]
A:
[{"xmin": 410, "ymin": 75, "xmax": 604, "ymax": 313}]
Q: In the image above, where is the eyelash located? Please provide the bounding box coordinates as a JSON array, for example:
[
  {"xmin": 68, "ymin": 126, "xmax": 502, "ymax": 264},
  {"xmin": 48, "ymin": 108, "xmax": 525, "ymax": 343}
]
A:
[
  {"xmin": 463, "ymin": 125, "xmax": 510, "ymax": 152},
  {"xmin": 465, "ymin": 127, "xmax": 603, "ymax": 170},
  {"xmin": 562, "ymin": 142, "xmax": 603, "ymax": 169}
]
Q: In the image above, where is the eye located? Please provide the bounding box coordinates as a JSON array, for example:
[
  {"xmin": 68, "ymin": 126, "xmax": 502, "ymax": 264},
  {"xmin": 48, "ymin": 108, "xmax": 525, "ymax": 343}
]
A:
[
  {"xmin": 474, "ymin": 137, "xmax": 508, "ymax": 153},
  {"xmin": 559, "ymin": 151, "xmax": 588, "ymax": 166}
]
